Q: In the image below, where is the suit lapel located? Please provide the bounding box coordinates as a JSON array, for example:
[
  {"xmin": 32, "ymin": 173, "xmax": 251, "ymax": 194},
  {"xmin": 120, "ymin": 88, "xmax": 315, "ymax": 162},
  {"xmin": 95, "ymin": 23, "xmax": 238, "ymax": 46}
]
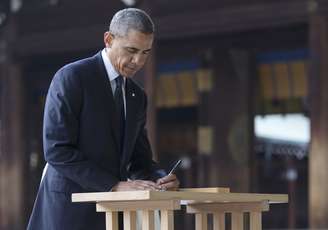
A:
[
  {"xmin": 96, "ymin": 52, "xmax": 140, "ymax": 173},
  {"xmin": 95, "ymin": 52, "xmax": 120, "ymax": 154}
]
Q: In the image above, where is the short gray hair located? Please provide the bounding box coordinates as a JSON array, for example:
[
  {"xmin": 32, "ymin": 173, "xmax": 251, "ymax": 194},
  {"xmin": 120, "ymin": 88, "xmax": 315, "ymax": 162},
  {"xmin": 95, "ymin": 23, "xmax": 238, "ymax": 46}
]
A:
[{"xmin": 109, "ymin": 8, "xmax": 155, "ymax": 37}]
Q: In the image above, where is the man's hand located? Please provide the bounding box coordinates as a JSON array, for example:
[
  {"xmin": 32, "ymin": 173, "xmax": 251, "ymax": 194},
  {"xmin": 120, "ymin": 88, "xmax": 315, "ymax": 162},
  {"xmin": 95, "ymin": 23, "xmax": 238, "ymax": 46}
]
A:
[
  {"xmin": 156, "ymin": 174, "xmax": 180, "ymax": 191},
  {"xmin": 111, "ymin": 180, "xmax": 162, "ymax": 191}
]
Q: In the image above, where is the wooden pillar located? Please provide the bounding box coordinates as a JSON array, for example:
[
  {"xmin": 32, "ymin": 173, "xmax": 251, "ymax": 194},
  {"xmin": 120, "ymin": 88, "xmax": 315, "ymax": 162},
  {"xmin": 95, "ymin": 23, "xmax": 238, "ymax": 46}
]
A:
[
  {"xmin": 134, "ymin": 3, "xmax": 158, "ymax": 159},
  {"xmin": 123, "ymin": 211, "xmax": 137, "ymax": 230},
  {"xmin": 142, "ymin": 210, "xmax": 155, "ymax": 230},
  {"xmin": 195, "ymin": 213, "xmax": 208, "ymax": 230},
  {"xmin": 106, "ymin": 212, "xmax": 119, "ymax": 230},
  {"xmin": 309, "ymin": 10, "xmax": 328, "ymax": 228},
  {"xmin": 286, "ymin": 156, "xmax": 296, "ymax": 228},
  {"xmin": 143, "ymin": 50, "xmax": 158, "ymax": 159},
  {"xmin": 250, "ymin": 212, "xmax": 262, "ymax": 230},
  {"xmin": 0, "ymin": 17, "xmax": 26, "ymax": 230},
  {"xmin": 199, "ymin": 49, "xmax": 254, "ymax": 192},
  {"xmin": 231, "ymin": 212, "xmax": 243, "ymax": 230},
  {"xmin": 160, "ymin": 210, "xmax": 174, "ymax": 230},
  {"xmin": 131, "ymin": 44, "xmax": 157, "ymax": 159},
  {"xmin": 213, "ymin": 212, "xmax": 225, "ymax": 230}
]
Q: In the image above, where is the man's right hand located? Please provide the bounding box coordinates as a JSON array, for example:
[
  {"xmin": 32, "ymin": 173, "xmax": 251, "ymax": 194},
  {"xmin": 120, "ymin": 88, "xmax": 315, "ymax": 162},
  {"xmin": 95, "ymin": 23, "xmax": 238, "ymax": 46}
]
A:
[{"xmin": 111, "ymin": 180, "xmax": 162, "ymax": 191}]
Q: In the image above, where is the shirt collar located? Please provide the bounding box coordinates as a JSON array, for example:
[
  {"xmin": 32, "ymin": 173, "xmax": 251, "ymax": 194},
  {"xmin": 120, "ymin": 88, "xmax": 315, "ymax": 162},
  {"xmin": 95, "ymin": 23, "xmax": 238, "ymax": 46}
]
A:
[{"xmin": 101, "ymin": 48, "xmax": 121, "ymax": 82}]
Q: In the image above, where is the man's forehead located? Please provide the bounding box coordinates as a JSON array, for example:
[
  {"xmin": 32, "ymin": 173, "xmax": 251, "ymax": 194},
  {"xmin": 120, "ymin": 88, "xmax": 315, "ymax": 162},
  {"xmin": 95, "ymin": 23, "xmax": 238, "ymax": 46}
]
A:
[
  {"xmin": 125, "ymin": 29, "xmax": 153, "ymax": 39},
  {"xmin": 118, "ymin": 30, "xmax": 153, "ymax": 48}
]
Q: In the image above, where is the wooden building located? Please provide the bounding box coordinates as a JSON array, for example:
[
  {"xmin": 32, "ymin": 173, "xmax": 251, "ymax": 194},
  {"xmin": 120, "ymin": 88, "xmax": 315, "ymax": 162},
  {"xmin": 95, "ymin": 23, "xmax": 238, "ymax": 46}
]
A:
[{"xmin": 0, "ymin": 0, "xmax": 328, "ymax": 229}]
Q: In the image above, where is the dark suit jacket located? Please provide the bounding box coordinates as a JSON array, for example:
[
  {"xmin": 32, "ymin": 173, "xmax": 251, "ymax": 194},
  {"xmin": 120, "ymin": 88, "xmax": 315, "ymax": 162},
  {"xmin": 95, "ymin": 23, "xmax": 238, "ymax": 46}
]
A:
[{"xmin": 27, "ymin": 52, "xmax": 166, "ymax": 230}]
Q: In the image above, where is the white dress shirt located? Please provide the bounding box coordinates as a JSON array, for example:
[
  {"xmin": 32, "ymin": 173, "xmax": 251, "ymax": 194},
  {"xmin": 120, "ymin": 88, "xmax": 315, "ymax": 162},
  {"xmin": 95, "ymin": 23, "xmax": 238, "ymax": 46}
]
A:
[{"xmin": 101, "ymin": 48, "xmax": 126, "ymax": 117}]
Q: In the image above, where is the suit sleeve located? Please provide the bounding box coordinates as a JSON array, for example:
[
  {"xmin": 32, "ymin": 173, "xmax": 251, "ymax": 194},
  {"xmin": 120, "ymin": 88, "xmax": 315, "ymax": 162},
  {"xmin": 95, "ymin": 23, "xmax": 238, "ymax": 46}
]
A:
[
  {"xmin": 127, "ymin": 92, "xmax": 166, "ymax": 181},
  {"xmin": 43, "ymin": 67, "xmax": 119, "ymax": 192}
]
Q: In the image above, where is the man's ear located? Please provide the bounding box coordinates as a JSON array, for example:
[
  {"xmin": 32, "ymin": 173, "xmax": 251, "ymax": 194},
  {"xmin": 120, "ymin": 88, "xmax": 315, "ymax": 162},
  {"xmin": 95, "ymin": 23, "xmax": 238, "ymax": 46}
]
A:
[{"xmin": 104, "ymin": 32, "xmax": 114, "ymax": 48}]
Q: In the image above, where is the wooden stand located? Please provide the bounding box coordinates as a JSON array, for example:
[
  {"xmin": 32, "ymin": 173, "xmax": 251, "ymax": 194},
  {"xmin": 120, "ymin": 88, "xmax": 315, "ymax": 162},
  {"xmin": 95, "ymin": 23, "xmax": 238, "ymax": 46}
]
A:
[{"xmin": 72, "ymin": 187, "xmax": 288, "ymax": 230}]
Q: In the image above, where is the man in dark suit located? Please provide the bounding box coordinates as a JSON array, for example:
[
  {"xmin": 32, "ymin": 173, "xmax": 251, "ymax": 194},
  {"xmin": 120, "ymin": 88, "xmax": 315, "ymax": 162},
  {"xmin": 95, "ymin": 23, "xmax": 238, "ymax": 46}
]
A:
[{"xmin": 27, "ymin": 8, "xmax": 179, "ymax": 230}]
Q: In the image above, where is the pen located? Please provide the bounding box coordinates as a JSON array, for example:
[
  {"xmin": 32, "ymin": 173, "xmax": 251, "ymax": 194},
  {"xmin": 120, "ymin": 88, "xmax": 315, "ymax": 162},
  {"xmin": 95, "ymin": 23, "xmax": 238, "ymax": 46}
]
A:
[
  {"xmin": 168, "ymin": 159, "xmax": 182, "ymax": 175},
  {"xmin": 159, "ymin": 159, "xmax": 181, "ymax": 192}
]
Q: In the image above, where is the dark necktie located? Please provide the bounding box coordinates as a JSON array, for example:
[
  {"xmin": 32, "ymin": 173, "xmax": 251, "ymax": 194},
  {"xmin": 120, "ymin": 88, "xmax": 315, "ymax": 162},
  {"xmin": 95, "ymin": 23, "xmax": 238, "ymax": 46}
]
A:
[{"xmin": 114, "ymin": 76, "xmax": 125, "ymax": 152}]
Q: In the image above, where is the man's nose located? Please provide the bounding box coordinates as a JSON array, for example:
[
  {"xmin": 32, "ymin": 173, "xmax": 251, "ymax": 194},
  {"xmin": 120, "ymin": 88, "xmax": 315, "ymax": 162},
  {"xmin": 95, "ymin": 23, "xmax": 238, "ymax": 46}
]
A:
[{"xmin": 131, "ymin": 54, "xmax": 144, "ymax": 66}]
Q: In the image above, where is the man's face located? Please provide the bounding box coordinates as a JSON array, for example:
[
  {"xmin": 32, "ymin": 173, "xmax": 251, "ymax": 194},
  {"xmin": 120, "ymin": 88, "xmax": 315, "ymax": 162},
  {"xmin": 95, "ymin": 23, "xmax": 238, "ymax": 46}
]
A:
[{"xmin": 104, "ymin": 29, "xmax": 154, "ymax": 77}]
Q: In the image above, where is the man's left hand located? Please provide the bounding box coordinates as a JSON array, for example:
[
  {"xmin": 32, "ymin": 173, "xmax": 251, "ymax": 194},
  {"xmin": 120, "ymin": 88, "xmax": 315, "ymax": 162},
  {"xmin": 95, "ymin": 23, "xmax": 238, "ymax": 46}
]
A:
[{"xmin": 156, "ymin": 174, "xmax": 180, "ymax": 191}]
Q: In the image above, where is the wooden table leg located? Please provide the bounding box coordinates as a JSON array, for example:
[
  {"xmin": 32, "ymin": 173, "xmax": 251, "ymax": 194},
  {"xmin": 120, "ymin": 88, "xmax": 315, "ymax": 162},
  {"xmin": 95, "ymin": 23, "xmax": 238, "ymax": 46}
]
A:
[
  {"xmin": 161, "ymin": 210, "xmax": 174, "ymax": 230},
  {"xmin": 106, "ymin": 211, "xmax": 118, "ymax": 230},
  {"xmin": 195, "ymin": 213, "xmax": 208, "ymax": 230},
  {"xmin": 231, "ymin": 212, "xmax": 243, "ymax": 230},
  {"xmin": 250, "ymin": 212, "xmax": 262, "ymax": 230},
  {"xmin": 123, "ymin": 211, "xmax": 136, "ymax": 230},
  {"xmin": 142, "ymin": 210, "xmax": 155, "ymax": 230},
  {"xmin": 213, "ymin": 212, "xmax": 225, "ymax": 230}
]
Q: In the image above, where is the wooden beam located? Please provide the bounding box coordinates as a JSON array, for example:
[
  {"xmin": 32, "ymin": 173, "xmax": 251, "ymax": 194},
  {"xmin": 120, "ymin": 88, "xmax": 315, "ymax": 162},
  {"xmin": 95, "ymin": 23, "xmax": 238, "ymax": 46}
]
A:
[
  {"xmin": 72, "ymin": 190, "xmax": 288, "ymax": 203},
  {"xmin": 186, "ymin": 201, "xmax": 269, "ymax": 214},
  {"xmin": 179, "ymin": 187, "xmax": 230, "ymax": 193},
  {"xmin": 14, "ymin": 0, "xmax": 324, "ymax": 57},
  {"xmin": 17, "ymin": 0, "xmax": 123, "ymax": 35},
  {"xmin": 96, "ymin": 200, "xmax": 180, "ymax": 212},
  {"xmin": 156, "ymin": 0, "xmax": 310, "ymax": 39}
]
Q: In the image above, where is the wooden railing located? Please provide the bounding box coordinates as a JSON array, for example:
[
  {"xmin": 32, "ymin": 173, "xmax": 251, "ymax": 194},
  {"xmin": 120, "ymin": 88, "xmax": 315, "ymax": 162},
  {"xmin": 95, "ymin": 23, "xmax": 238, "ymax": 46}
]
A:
[{"xmin": 72, "ymin": 187, "xmax": 288, "ymax": 230}]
